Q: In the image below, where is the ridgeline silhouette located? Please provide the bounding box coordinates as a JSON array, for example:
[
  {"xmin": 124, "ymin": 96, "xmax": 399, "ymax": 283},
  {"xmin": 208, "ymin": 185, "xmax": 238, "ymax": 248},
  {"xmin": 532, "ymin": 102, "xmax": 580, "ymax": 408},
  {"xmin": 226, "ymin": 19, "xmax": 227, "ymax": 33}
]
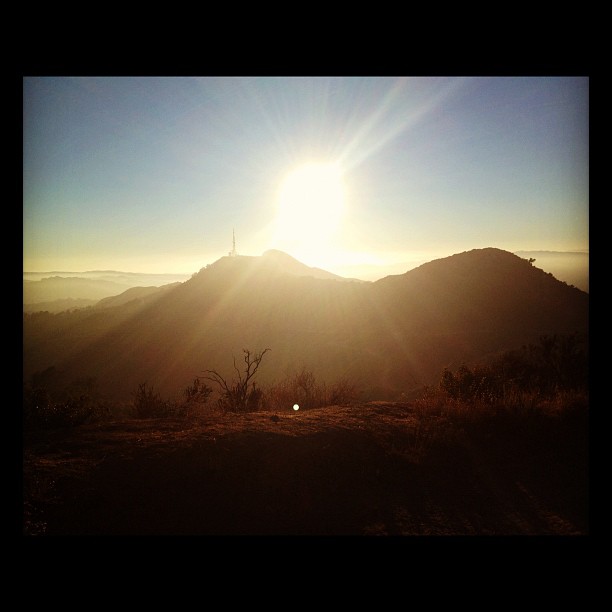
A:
[{"xmin": 23, "ymin": 248, "xmax": 588, "ymax": 402}]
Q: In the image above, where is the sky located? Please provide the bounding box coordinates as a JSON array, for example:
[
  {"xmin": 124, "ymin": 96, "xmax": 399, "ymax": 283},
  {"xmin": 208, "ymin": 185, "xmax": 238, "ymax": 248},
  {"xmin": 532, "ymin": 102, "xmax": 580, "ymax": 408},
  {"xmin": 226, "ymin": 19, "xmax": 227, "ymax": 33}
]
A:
[{"xmin": 23, "ymin": 76, "xmax": 589, "ymax": 280}]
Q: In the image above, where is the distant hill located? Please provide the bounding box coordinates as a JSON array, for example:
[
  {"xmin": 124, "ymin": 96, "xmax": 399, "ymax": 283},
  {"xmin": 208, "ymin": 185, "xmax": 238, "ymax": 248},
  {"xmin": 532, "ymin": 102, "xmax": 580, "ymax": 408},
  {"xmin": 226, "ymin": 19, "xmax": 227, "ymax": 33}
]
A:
[
  {"xmin": 23, "ymin": 271, "xmax": 191, "ymax": 305},
  {"xmin": 93, "ymin": 283, "xmax": 182, "ymax": 310},
  {"xmin": 23, "ymin": 248, "xmax": 588, "ymax": 402},
  {"xmin": 23, "ymin": 284, "xmax": 183, "ymax": 314},
  {"xmin": 23, "ymin": 298, "xmax": 99, "ymax": 314},
  {"xmin": 23, "ymin": 277, "xmax": 130, "ymax": 304}
]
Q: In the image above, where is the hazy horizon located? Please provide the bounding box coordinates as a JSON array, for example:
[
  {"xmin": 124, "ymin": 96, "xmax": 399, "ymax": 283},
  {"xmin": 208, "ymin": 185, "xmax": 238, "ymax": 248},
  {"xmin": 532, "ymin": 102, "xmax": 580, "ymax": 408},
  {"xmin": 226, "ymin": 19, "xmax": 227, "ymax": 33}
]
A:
[
  {"xmin": 24, "ymin": 77, "xmax": 588, "ymax": 279},
  {"xmin": 23, "ymin": 247, "xmax": 589, "ymax": 301},
  {"xmin": 22, "ymin": 247, "xmax": 588, "ymax": 276}
]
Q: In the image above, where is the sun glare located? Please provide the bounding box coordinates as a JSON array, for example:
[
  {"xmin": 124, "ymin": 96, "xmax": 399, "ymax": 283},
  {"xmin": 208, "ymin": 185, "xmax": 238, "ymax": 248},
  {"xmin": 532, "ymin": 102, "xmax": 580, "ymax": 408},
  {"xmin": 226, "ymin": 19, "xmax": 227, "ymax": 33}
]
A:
[{"xmin": 274, "ymin": 162, "xmax": 346, "ymax": 250}]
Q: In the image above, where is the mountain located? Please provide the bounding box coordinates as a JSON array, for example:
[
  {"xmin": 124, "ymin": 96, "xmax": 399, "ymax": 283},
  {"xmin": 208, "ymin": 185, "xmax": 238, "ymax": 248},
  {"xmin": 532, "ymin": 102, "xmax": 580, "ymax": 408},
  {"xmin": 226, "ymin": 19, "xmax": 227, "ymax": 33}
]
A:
[
  {"xmin": 22, "ymin": 284, "xmax": 183, "ymax": 315},
  {"xmin": 23, "ymin": 298, "xmax": 99, "ymax": 314},
  {"xmin": 259, "ymin": 249, "xmax": 364, "ymax": 282},
  {"xmin": 93, "ymin": 283, "xmax": 182, "ymax": 310},
  {"xmin": 23, "ymin": 271, "xmax": 191, "ymax": 305},
  {"xmin": 513, "ymin": 251, "xmax": 589, "ymax": 293},
  {"xmin": 201, "ymin": 250, "xmax": 364, "ymax": 282},
  {"xmin": 23, "ymin": 277, "xmax": 130, "ymax": 304},
  {"xmin": 23, "ymin": 248, "xmax": 588, "ymax": 402}
]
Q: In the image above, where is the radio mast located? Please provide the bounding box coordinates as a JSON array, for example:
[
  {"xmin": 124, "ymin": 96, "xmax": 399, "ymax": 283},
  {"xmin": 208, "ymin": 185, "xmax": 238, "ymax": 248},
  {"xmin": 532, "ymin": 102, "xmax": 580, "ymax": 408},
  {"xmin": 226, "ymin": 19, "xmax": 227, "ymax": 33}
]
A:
[{"xmin": 228, "ymin": 229, "xmax": 238, "ymax": 257}]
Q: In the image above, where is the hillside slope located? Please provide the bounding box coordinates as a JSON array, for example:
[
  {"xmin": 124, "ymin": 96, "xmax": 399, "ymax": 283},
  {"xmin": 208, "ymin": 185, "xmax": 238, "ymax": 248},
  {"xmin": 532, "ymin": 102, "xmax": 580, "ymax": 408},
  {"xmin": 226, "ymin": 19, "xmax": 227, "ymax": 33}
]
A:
[{"xmin": 23, "ymin": 248, "xmax": 588, "ymax": 401}]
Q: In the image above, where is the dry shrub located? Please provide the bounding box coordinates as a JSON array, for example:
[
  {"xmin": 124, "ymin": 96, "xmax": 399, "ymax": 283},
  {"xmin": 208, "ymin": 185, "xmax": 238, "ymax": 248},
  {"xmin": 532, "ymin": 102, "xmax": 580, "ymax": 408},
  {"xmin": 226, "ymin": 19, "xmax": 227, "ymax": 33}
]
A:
[
  {"xmin": 23, "ymin": 383, "xmax": 110, "ymax": 430},
  {"xmin": 263, "ymin": 368, "xmax": 358, "ymax": 412},
  {"xmin": 414, "ymin": 382, "xmax": 588, "ymax": 426}
]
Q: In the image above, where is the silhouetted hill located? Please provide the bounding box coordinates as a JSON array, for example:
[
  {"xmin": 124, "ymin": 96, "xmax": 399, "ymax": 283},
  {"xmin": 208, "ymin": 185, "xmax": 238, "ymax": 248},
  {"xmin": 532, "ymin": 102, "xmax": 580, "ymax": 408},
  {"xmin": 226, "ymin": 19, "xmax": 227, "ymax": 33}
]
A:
[
  {"xmin": 203, "ymin": 250, "xmax": 364, "ymax": 282},
  {"xmin": 23, "ymin": 271, "xmax": 191, "ymax": 304},
  {"xmin": 23, "ymin": 298, "xmax": 98, "ymax": 314},
  {"xmin": 260, "ymin": 249, "xmax": 364, "ymax": 282},
  {"xmin": 23, "ymin": 248, "xmax": 588, "ymax": 402},
  {"xmin": 24, "ymin": 277, "xmax": 130, "ymax": 304},
  {"xmin": 375, "ymin": 248, "xmax": 586, "ymax": 333},
  {"xmin": 363, "ymin": 248, "xmax": 588, "ymax": 392},
  {"xmin": 513, "ymin": 250, "xmax": 589, "ymax": 293},
  {"xmin": 93, "ymin": 283, "xmax": 182, "ymax": 310}
]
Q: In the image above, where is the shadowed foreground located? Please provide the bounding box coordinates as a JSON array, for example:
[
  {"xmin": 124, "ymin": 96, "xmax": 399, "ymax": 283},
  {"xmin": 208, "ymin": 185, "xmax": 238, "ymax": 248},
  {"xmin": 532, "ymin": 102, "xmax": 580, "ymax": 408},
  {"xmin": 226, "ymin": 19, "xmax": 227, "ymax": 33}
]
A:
[{"xmin": 23, "ymin": 403, "xmax": 588, "ymax": 535}]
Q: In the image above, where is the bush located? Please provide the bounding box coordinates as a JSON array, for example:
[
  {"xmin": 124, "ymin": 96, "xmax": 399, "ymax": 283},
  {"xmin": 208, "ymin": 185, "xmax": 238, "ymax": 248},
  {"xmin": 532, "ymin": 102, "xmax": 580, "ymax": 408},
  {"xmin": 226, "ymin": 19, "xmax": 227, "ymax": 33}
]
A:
[
  {"xmin": 131, "ymin": 378, "xmax": 214, "ymax": 419},
  {"xmin": 132, "ymin": 382, "xmax": 180, "ymax": 418},
  {"xmin": 183, "ymin": 377, "xmax": 213, "ymax": 405},
  {"xmin": 23, "ymin": 383, "xmax": 109, "ymax": 430},
  {"xmin": 440, "ymin": 364, "xmax": 500, "ymax": 403},
  {"xmin": 263, "ymin": 368, "xmax": 358, "ymax": 412},
  {"xmin": 326, "ymin": 377, "xmax": 359, "ymax": 406},
  {"xmin": 423, "ymin": 335, "xmax": 589, "ymax": 424},
  {"xmin": 439, "ymin": 334, "xmax": 588, "ymax": 405},
  {"xmin": 202, "ymin": 348, "xmax": 270, "ymax": 413}
]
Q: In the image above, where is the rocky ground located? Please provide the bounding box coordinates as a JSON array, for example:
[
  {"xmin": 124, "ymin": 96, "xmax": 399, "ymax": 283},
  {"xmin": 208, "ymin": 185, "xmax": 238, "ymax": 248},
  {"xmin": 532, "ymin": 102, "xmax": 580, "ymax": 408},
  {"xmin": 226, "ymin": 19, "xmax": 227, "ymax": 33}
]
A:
[{"xmin": 22, "ymin": 402, "xmax": 589, "ymax": 536}]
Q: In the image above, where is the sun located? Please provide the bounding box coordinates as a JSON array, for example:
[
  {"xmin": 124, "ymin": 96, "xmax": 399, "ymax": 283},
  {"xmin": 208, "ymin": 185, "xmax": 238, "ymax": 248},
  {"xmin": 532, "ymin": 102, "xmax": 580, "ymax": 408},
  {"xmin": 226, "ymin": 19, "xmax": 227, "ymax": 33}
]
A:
[{"xmin": 274, "ymin": 162, "xmax": 346, "ymax": 250}]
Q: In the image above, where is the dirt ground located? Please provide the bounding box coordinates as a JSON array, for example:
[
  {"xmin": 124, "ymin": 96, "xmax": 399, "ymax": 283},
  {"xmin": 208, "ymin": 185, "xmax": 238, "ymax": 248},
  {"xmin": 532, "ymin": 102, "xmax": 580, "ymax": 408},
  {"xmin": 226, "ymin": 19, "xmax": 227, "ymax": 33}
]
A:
[{"xmin": 22, "ymin": 403, "xmax": 589, "ymax": 536}]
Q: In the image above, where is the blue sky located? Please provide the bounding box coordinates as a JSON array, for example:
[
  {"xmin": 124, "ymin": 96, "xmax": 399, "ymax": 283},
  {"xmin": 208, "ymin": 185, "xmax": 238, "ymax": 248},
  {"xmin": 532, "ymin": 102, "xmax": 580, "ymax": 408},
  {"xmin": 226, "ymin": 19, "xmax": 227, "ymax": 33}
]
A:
[{"xmin": 23, "ymin": 76, "xmax": 588, "ymax": 278}]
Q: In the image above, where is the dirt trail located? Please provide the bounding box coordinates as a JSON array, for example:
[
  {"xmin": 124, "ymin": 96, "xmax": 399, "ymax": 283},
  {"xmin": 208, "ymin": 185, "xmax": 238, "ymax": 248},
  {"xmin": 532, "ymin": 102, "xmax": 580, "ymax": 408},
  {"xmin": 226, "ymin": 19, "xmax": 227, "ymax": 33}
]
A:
[{"xmin": 22, "ymin": 403, "xmax": 588, "ymax": 535}]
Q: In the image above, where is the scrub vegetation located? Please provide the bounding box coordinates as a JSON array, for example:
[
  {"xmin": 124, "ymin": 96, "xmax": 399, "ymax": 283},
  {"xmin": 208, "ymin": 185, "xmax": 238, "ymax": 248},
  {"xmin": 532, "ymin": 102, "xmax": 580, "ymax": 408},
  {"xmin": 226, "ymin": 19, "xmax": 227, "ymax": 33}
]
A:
[{"xmin": 22, "ymin": 335, "xmax": 588, "ymax": 536}]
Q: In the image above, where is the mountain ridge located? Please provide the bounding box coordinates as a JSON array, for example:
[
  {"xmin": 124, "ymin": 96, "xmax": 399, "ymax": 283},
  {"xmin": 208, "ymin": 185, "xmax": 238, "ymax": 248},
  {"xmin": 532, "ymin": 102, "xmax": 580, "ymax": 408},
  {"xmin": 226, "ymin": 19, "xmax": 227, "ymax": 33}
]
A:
[
  {"xmin": 23, "ymin": 247, "xmax": 588, "ymax": 402},
  {"xmin": 23, "ymin": 248, "xmax": 588, "ymax": 310}
]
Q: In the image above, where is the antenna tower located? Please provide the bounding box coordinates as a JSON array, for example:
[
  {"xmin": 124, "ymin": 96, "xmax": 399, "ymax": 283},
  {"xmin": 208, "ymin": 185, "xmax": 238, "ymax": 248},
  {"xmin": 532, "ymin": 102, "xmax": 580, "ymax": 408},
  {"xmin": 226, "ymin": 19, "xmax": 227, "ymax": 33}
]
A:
[{"xmin": 229, "ymin": 229, "xmax": 238, "ymax": 257}]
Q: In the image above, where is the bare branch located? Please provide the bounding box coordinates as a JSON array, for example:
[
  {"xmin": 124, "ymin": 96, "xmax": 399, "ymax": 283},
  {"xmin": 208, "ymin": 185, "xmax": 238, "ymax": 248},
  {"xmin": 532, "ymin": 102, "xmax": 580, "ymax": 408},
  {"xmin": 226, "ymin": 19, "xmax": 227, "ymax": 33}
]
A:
[
  {"xmin": 244, "ymin": 348, "xmax": 270, "ymax": 384},
  {"xmin": 202, "ymin": 369, "xmax": 231, "ymax": 394},
  {"xmin": 233, "ymin": 355, "xmax": 243, "ymax": 385},
  {"xmin": 202, "ymin": 348, "xmax": 270, "ymax": 412}
]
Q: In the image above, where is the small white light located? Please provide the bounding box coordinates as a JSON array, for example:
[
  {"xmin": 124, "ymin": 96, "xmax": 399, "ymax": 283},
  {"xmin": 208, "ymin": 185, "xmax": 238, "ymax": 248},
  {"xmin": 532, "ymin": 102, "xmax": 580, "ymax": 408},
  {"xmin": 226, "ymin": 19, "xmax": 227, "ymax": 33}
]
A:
[{"xmin": 293, "ymin": 404, "xmax": 300, "ymax": 411}]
